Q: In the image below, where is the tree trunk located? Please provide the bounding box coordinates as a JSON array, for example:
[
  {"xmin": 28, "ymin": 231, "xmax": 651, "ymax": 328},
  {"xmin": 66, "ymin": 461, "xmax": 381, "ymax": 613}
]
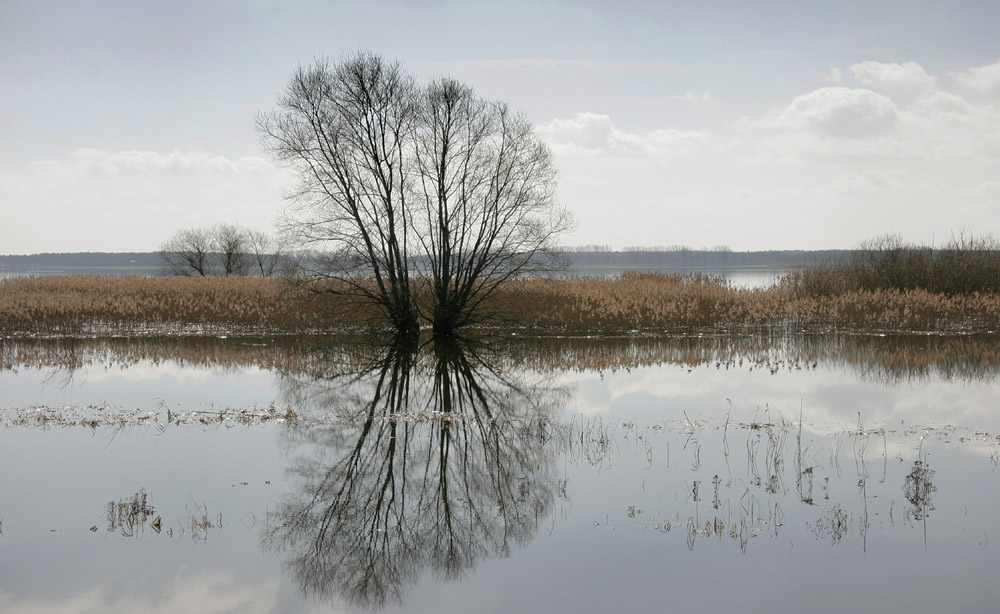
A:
[
  {"xmin": 391, "ymin": 306, "xmax": 420, "ymax": 344},
  {"xmin": 432, "ymin": 302, "xmax": 458, "ymax": 338}
]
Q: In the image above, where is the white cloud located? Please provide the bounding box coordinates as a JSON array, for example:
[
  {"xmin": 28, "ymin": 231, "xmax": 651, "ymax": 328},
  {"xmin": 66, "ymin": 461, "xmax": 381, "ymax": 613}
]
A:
[
  {"xmin": 951, "ymin": 58, "xmax": 1000, "ymax": 95},
  {"xmin": 758, "ymin": 87, "xmax": 900, "ymax": 138},
  {"xmin": 646, "ymin": 128, "xmax": 723, "ymax": 153},
  {"xmin": 849, "ymin": 61, "xmax": 937, "ymax": 92},
  {"xmin": 675, "ymin": 91, "xmax": 712, "ymax": 103},
  {"xmin": 965, "ymin": 181, "xmax": 1000, "ymax": 197},
  {"xmin": 910, "ymin": 90, "xmax": 974, "ymax": 115},
  {"xmin": 0, "ymin": 149, "xmax": 289, "ymax": 254},
  {"xmin": 70, "ymin": 148, "xmax": 276, "ymax": 175},
  {"xmin": 829, "ymin": 169, "xmax": 908, "ymax": 192},
  {"xmin": 6, "ymin": 57, "xmax": 1000, "ymax": 255},
  {"xmin": 537, "ymin": 113, "xmax": 725, "ymax": 159},
  {"xmin": 411, "ymin": 58, "xmax": 681, "ymax": 73},
  {"xmin": 0, "ymin": 571, "xmax": 281, "ymax": 614},
  {"xmin": 539, "ymin": 68, "xmax": 1000, "ymax": 250},
  {"xmin": 536, "ymin": 112, "xmax": 645, "ymax": 154}
]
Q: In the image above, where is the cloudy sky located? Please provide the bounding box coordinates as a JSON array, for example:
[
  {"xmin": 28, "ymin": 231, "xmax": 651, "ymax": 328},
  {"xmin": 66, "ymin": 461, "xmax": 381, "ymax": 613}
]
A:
[{"xmin": 2, "ymin": 0, "xmax": 999, "ymax": 254}]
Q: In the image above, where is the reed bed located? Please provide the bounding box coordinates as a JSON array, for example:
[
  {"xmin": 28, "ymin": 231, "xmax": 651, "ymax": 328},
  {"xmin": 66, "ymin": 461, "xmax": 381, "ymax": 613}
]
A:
[
  {"xmin": 785, "ymin": 234, "xmax": 1000, "ymax": 297},
  {"xmin": 3, "ymin": 272, "xmax": 1000, "ymax": 338},
  {"xmin": 495, "ymin": 272, "xmax": 778, "ymax": 331},
  {"xmin": 0, "ymin": 275, "xmax": 336, "ymax": 336},
  {"xmin": 497, "ymin": 272, "xmax": 1000, "ymax": 334}
]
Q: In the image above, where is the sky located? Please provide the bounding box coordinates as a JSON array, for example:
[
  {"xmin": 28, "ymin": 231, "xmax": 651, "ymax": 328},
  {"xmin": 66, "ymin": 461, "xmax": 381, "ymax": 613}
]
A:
[{"xmin": 2, "ymin": 0, "xmax": 999, "ymax": 254}]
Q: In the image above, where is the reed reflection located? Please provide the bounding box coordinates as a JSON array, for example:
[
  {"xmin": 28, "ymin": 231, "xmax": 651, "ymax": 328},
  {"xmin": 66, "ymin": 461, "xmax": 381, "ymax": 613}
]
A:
[
  {"xmin": 5, "ymin": 332, "xmax": 1000, "ymax": 385},
  {"xmin": 264, "ymin": 337, "xmax": 568, "ymax": 609}
]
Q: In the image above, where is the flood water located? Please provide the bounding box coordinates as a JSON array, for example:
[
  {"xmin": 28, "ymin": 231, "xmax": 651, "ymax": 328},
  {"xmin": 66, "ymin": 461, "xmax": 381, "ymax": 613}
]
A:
[{"xmin": 2, "ymin": 332, "xmax": 999, "ymax": 613}]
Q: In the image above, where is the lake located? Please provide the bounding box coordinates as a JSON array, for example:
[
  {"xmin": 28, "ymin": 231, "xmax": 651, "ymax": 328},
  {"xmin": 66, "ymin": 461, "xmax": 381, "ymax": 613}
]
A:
[{"xmin": 1, "ymin": 332, "xmax": 998, "ymax": 613}]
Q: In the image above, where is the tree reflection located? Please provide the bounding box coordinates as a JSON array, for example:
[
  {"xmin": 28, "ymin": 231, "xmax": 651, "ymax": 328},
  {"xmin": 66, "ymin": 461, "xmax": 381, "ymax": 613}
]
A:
[{"xmin": 263, "ymin": 337, "xmax": 567, "ymax": 609}]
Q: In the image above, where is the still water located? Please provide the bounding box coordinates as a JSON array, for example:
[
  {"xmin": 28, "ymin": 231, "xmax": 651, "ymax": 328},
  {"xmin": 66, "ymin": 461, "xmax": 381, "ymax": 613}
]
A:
[{"xmin": 1, "ymin": 333, "xmax": 999, "ymax": 613}]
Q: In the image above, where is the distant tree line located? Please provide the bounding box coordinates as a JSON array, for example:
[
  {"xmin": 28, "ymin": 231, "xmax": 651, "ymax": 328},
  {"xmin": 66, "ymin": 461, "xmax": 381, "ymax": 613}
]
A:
[{"xmin": 158, "ymin": 223, "xmax": 287, "ymax": 277}]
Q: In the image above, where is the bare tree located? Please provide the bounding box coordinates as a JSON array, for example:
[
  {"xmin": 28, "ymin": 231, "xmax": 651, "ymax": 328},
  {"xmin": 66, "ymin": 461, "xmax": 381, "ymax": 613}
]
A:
[
  {"xmin": 213, "ymin": 223, "xmax": 250, "ymax": 276},
  {"xmin": 257, "ymin": 52, "xmax": 420, "ymax": 339},
  {"xmin": 413, "ymin": 78, "xmax": 571, "ymax": 336},
  {"xmin": 258, "ymin": 52, "xmax": 569, "ymax": 339},
  {"xmin": 159, "ymin": 228, "xmax": 214, "ymax": 276},
  {"xmin": 246, "ymin": 229, "xmax": 284, "ymax": 278},
  {"xmin": 161, "ymin": 224, "xmax": 286, "ymax": 278}
]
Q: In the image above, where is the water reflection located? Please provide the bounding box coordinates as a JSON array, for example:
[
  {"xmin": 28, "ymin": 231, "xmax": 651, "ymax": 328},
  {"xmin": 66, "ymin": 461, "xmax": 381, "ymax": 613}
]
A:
[
  {"xmin": 263, "ymin": 338, "xmax": 568, "ymax": 609},
  {"xmin": 2, "ymin": 333, "xmax": 1000, "ymax": 613},
  {"xmin": 5, "ymin": 332, "xmax": 1000, "ymax": 385},
  {"xmin": 513, "ymin": 332, "xmax": 1000, "ymax": 384}
]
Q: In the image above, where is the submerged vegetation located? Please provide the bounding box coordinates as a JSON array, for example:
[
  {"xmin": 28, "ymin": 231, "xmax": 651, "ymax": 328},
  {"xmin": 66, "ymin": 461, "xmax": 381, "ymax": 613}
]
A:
[{"xmin": 3, "ymin": 267, "xmax": 1000, "ymax": 338}]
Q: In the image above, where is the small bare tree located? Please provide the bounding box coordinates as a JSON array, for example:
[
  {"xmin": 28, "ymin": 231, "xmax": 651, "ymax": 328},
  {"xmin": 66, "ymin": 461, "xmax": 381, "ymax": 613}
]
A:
[
  {"xmin": 213, "ymin": 223, "xmax": 250, "ymax": 277},
  {"xmin": 246, "ymin": 229, "xmax": 285, "ymax": 278},
  {"xmin": 159, "ymin": 228, "xmax": 214, "ymax": 276}
]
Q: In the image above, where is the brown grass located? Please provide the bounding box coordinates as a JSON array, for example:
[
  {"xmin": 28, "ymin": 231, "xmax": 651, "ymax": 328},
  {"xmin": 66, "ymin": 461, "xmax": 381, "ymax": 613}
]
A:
[
  {"xmin": 2, "ymin": 272, "xmax": 1000, "ymax": 337},
  {"xmin": 494, "ymin": 272, "xmax": 776, "ymax": 330},
  {"xmin": 786, "ymin": 233, "xmax": 1000, "ymax": 297},
  {"xmin": 0, "ymin": 275, "xmax": 339, "ymax": 336},
  {"xmin": 494, "ymin": 272, "xmax": 1000, "ymax": 334}
]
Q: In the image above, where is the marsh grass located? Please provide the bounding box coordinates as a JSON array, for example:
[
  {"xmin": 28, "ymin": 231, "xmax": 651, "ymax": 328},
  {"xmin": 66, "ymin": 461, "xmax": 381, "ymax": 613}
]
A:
[
  {"xmin": 494, "ymin": 272, "xmax": 777, "ymax": 331},
  {"xmin": 786, "ymin": 234, "xmax": 1000, "ymax": 297},
  {"xmin": 100, "ymin": 489, "xmax": 222, "ymax": 541},
  {"xmin": 106, "ymin": 489, "xmax": 156, "ymax": 538},
  {"xmin": 496, "ymin": 272, "xmax": 1000, "ymax": 333},
  {"xmin": 565, "ymin": 409, "xmax": 965, "ymax": 554},
  {"xmin": 0, "ymin": 275, "xmax": 349, "ymax": 336},
  {"xmin": 3, "ymin": 270, "xmax": 1000, "ymax": 337}
]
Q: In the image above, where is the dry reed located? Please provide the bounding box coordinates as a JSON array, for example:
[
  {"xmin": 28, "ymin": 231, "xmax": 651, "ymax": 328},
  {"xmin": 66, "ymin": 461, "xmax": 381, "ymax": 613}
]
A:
[
  {"xmin": 786, "ymin": 234, "xmax": 1000, "ymax": 297},
  {"xmin": 3, "ymin": 272, "xmax": 1000, "ymax": 337},
  {"xmin": 0, "ymin": 275, "xmax": 346, "ymax": 336},
  {"xmin": 493, "ymin": 272, "xmax": 1000, "ymax": 334}
]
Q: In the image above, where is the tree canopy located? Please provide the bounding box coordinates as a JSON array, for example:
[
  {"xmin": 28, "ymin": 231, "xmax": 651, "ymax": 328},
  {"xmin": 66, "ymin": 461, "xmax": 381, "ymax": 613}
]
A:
[{"xmin": 257, "ymin": 51, "xmax": 570, "ymax": 339}]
